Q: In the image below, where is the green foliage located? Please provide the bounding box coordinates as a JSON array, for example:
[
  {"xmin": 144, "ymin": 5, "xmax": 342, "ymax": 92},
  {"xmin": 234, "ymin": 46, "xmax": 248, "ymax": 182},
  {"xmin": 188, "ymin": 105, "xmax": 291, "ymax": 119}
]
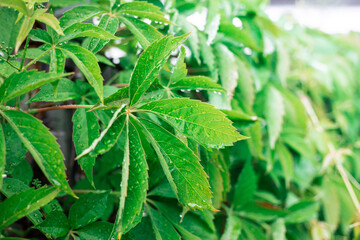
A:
[{"xmin": 1, "ymin": 0, "xmax": 360, "ymax": 240}]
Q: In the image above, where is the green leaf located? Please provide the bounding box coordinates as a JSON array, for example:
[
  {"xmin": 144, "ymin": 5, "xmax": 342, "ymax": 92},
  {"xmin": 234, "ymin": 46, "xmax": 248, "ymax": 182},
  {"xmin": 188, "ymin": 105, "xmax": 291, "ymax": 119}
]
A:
[
  {"xmin": 68, "ymin": 192, "xmax": 109, "ymax": 229},
  {"xmin": 285, "ymin": 201, "xmax": 319, "ymax": 224},
  {"xmin": 72, "ymin": 109, "xmax": 100, "ymax": 186},
  {"xmin": 241, "ymin": 219, "xmax": 266, "ymax": 240},
  {"xmin": 62, "ymin": 45, "xmax": 104, "ymax": 102},
  {"xmin": 263, "ymin": 85, "xmax": 285, "ymax": 149},
  {"xmin": 0, "ymin": 123, "xmax": 4, "ymax": 189},
  {"xmin": 0, "ymin": 7, "xmax": 23, "ymax": 49},
  {"xmin": 276, "ymin": 142, "xmax": 293, "ymax": 187},
  {"xmin": 170, "ymin": 76, "xmax": 226, "ymax": 92},
  {"xmin": 118, "ymin": 15, "xmax": 162, "ymax": 49},
  {"xmin": 221, "ymin": 210, "xmax": 241, "ymax": 240},
  {"xmin": 35, "ymin": 13, "xmax": 64, "ymax": 35},
  {"xmin": 170, "ymin": 46, "xmax": 187, "ymax": 84},
  {"xmin": 50, "ymin": 48, "xmax": 65, "ymax": 73},
  {"xmin": 28, "ymin": 78, "xmax": 81, "ymax": 103},
  {"xmin": 77, "ymin": 222, "xmax": 113, "ymax": 240},
  {"xmin": 233, "ymin": 161, "xmax": 257, "ymax": 210},
  {"xmin": 117, "ymin": 1, "xmax": 171, "ymax": 24},
  {"xmin": 139, "ymin": 98, "xmax": 245, "ymax": 149},
  {"xmin": 0, "ymin": 70, "xmax": 70, "ymax": 103},
  {"xmin": 177, "ymin": 16, "xmax": 200, "ymax": 64},
  {"xmin": 34, "ymin": 211, "xmax": 69, "ymax": 237},
  {"xmin": 60, "ymin": 6, "xmax": 103, "ymax": 29},
  {"xmin": 129, "ymin": 34, "xmax": 188, "ymax": 106},
  {"xmin": 221, "ymin": 110, "xmax": 257, "ymax": 129},
  {"xmin": 0, "ymin": 186, "xmax": 59, "ymax": 231},
  {"xmin": 138, "ymin": 118, "xmax": 214, "ymax": 210},
  {"xmin": 0, "ymin": 0, "xmax": 28, "ymax": 15},
  {"xmin": 0, "ymin": 110, "xmax": 73, "ymax": 196},
  {"xmin": 29, "ymin": 28, "xmax": 53, "ymax": 44},
  {"xmin": 271, "ymin": 218, "xmax": 286, "ymax": 240},
  {"xmin": 147, "ymin": 206, "xmax": 181, "ymax": 240},
  {"xmin": 111, "ymin": 121, "xmax": 148, "ymax": 238},
  {"xmin": 15, "ymin": 17, "xmax": 35, "ymax": 52},
  {"xmin": 235, "ymin": 58, "xmax": 255, "ymax": 111},
  {"xmin": 61, "ymin": 23, "xmax": 118, "ymax": 43},
  {"xmin": 85, "ymin": 14, "xmax": 119, "ymax": 53}
]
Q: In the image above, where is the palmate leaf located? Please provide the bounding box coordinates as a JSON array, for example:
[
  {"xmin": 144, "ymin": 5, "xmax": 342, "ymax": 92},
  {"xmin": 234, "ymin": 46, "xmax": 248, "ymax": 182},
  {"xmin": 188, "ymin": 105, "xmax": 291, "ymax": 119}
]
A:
[
  {"xmin": 0, "ymin": 186, "xmax": 59, "ymax": 231},
  {"xmin": 29, "ymin": 28, "xmax": 53, "ymax": 44},
  {"xmin": 129, "ymin": 34, "xmax": 189, "ymax": 106},
  {"xmin": 60, "ymin": 23, "xmax": 118, "ymax": 43},
  {"xmin": 136, "ymin": 118, "xmax": 214, "ymax": 211},
  {"xmin": 110, "ymin": 120, "xmax": 148, "ymax": 239},
  {"xmin": 0, "ymin": 70, "xmax": 70, "ymax": 103},
  {"xmin": 138, "ymin": 98, "xmax": 245, "ymax": 149},
  {"xmin": 62, "ymin": 45, "xmax": 104, "ymax": 102},
  {"xmin": 116, "ymin": 1, "xmax": 172, "ymax": 25},
  {"xmin": 0, "ymin": 110, "xmax": 73, "ymax": 196},
  {"xmin": 118, "ymin": 15, "xmax": 162, "ymax": 49},
  {"xmin": 72, "ymin": 109, "xmax": 100, "ymax": 186},
  {"xmin": 0, "ymin": 123, "xmax": 5, "ymax": 189},
  {"xmin": 60, "ymin": 6, "xmax": 104, "ymax": 29}
]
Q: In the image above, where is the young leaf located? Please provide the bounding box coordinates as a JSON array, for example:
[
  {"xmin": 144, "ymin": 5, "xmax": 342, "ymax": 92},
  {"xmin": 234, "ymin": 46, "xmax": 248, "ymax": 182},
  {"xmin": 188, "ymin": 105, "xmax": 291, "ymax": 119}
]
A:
[
  {"xmin": 72, "ymin": 109, "xmax": 100, "ymax": 186},
  {"xmin": 147, "ymin": 206, "xmax": 181, "ymax": 240},
  {"xmin": 68, "ymin": 192, "xmax": 109, "ymax": 229},
  {"xmin": 34, "ymin": 211, "xmax": 69, "ymax": 237},
  {"xmin": 118, "ymin": 15, "xmax": 162, "ymax": 49},
  {"xmin": 138, "ymin": 119, "xmax": 214, "ymax": 210},
  {"xmin": 170, "ymin": 46, "xmax": 187, "ymax": 84},
  {"xmin": 85, "ymin": 14, "xmax": 119, "ymax": 53},
  {"xmin": 263, "ymin": 85, "xmax": 285, "ymax": 149},
  {"xmin": 35, "ymin": 13, "xmax": 64, "ymax": 36},
  {"xmin": 129, "ymin": 34, "xmax": 188, "ymax": 106},
  {"xmin": 60, "ymin": 6, "xmax": 104, "ymax": 29},
  {"xmin": 61, "ymin": 45, "xmax": 104, "ymax": 102},
  {"xmin": 117, "ymin": 1, "xmax": 172, "ymax": 24},
  {"xmin": 271, "ymin": 218, "xmax": 286, "ymax": 240},
  {"xmin": 15, "ymin": 17, "xmax": 35, "ymax": 52},
  {"xmin": 28, "ymin": 78, "xmax": 81, "ymax": 103},
  {"xmin": 0, "ymin": 0, "xmax": 28, "ymax": 15},
  {"xmin": 233, "ymin": 161, "xmax": 257, "ymax": 210},
  {"xmin": 77, "ymin": 222, "xmax": 113, "ymax": 240},
  {"xmin": 60, "ymin": 23, "xmax": 118, "ymax": 43},
  {"xmin": 170, "ymin": 76, "xmax": 226, "ymax": 92},
  {"xmin": 0, "ymin": 187, "xmax": 59, "ymax": 231},
  {"xmin": 139, "ymin": 98, "xmax": 245, "ymax": 149},
  {"xmin": 111, "ymin": 121, "xmax": 148, "ymax": 238},
  {"xmin": 0, "ymin": 123, "xmax": 5, "ymax": 189},
  {"xmin": 0, "ymin": 110, "xmax": 73, "ymax": 196},
  {"xmin": 0, "ymin": 70, "xmax": 70, "ymax": 103}
]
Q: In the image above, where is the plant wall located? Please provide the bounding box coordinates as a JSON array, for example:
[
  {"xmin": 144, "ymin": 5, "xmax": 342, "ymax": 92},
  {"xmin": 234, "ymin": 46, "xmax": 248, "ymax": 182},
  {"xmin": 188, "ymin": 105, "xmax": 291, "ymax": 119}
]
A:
[{"xmin": 1, "ymin": 0, "xmax": 360, "ymax": 239}]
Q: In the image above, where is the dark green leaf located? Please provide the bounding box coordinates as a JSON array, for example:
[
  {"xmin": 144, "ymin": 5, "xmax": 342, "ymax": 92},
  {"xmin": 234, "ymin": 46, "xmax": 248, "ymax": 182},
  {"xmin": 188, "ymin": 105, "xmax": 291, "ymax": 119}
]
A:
[
  {"xmin": 29, "ymin": 28, "xmax": 53, "ymax": 44},
  {"xmin": 147, "ymin": 206, "xmax": 181, "ymax": 240},
  {"xmin": 68, "ymin": 192, "xmax": 109, "ymax": 229},
  {"xmin": 129, "ymin": 35, "xmax": 188, "ymax": 106},
  {"xmin": 0, "ymin": 186, "xmax": 59, "ymax": 231},
  {"xmin": 0, "ymin": 70, "xmax": 70, "ymax": 103},
  {"xmin": 77, "ymin": 222, "xmax": 113, "ymax": 240},
  {"xmin": 0, "ymin": 110, "xmax": 73, "ymax": 196},
  {"xmin": 139, "ymin": 98, "xmax": 245, "ymax": 148},
  {"xmin": 34, "ymin": 211, "xmax": 69, "ymax": 237},
  {"xmin": 0, "ymin": 7, "xmax": 22, "ymax": 49},
  {"xmin": 50, "ymin": 48, "xmax": 65, "ymax": 73},
  {"xmin": 233, "ymin": 161, "xmax": 257, "ymax": 210}
]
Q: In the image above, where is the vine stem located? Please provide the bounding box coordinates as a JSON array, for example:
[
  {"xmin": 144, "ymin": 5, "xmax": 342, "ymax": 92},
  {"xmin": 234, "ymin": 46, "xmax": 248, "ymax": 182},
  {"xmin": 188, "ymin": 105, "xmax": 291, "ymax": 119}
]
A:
[
  {"xmin": 73, "ymin": 189, "xmax": 121, "ymax": 196},
  {"xmin": 23, "ymin": 47, "xmax": 52, "ymax": 70},
  {"xmin": 27, "ymin": 105, "xmax": 93, "ymax": 114}
]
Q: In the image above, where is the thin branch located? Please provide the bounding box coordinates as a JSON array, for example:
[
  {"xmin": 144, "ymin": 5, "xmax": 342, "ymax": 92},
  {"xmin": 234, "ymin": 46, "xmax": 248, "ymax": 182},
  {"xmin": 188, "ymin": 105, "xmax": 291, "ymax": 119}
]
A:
[
  {"xmin": 27, "ymin": 104, "xmax": 93, "ymax": 114},
  {"xmin": 23, "ymin": 47, "xmax": 52, "ymax": 70},
  {"xmin": 73, "ymin": 189, "xmax": 121, "ymax": 196}
]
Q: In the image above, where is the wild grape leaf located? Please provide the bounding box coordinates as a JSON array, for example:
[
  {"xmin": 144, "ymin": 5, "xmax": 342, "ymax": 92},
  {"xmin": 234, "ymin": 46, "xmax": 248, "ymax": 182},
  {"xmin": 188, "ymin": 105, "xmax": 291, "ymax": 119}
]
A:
[
  {"xmin": 170, "ymin": 46, "xmax": 187, "ymax": 84},
  {"xmin": 147, "ymin": 206, "xmax": 181, "ymax": 240},
  {"xmin": 0, "ymin": 110, "xmax": 73, "ymax": 196},
  {"xmin": 0, "ymin": 187, "xmax": 59, "ymax": 231},
  {"xmin": 29, "ymin": 28, "xmax": 53, "ymax": 44},
  {"xmin": 170, "ymin": 76, "xmax": 225, "ymax": 92},
  {"xmin": 139, "ymin": 98, "xmax": 245, "ymax": 148},
  {"xmin": 68, "ymin": 192, "xmax": 109, "ymax": 229},
  {"xmin": 0, "ymin": 123, "xmax": 5, "ymax": 189},
  {"xmin": 34, "ymin": 211, "xmax": 69, "ymax": 237},
  {"xmin": 60, "ymin": 6, "xmax": 104, "ymax": 29},
  {"xmin": 62, "ymin": 45, "xmax": 104, "ymax": 102},
  {"xmin": 118, "ymin": 15, "xmax": 162, "ymax": 49},
  {"xmin": 233, "ymin": 161, "xmax": 257, "ymax": 210},
  {"xmin": 263, "ymin": 85, "xmax": 285, "ymax": 149},
  {"xmin": 50, "ymin": 48, "xmax": 65, "ymax": 73},
  {"xmin": 84, "ymin": 14, "xmax": 119, "ymax": 53},
  {"xmin": 138, "ymin": 119, "xmax": 214, "ymax": 210},
  {"xmin": 129, "ymin": 34, "xmax": 188, "ymax": 106},
  {"xmin": 117, "ymin": 1, "xmax": 171, "ymax": 24},
  {"xmin": 0, "ymin": 70, "xmax": 70, "ymax": 103},
  {"xmin": 221, "ymin": 211, "xmax": 241, "ymax": 240},
  {"xmin": 111, "ymin": 121, "xmax": 148, "ymax": 238},
  {"xmin": 72, "ymin": 109, "xmax": 100, "ymax": 186},
  {"xmin": 60, "ymin": 23, "xmax": 118, "ymax": 43},
  {"xmin": 77, "ymin": 222, "xmax": 113, "ymax": 240},
  {"xmin": 28, "ymin": 78, "xmax": 82, "ymax": 103}
]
